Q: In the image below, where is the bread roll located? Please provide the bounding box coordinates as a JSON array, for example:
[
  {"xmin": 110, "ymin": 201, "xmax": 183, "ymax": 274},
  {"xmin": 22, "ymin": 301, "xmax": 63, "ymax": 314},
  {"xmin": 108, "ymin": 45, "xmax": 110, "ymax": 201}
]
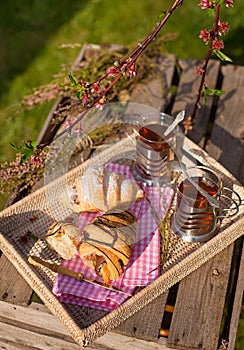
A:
[
  {"xmin": 62, "ymin": 166, "xmax": 144, "ymax": 212},
  {"xmin": 46, "ymin": 222, "xmax": 81, "ymax": 260},
  {"xmin": 45, "ymin": 210, "xmax": 137, "ymax": 283},
  {"xmin": 79, "ymin": 210, "xmax": 137, "ymax": 283}
]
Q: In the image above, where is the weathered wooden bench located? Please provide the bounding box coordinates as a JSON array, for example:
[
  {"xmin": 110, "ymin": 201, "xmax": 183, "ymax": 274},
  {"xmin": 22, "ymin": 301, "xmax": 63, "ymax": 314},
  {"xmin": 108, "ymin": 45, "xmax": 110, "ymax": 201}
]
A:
[{"xmin": 0, "ymin": 44, "xmax": 243, "ymax": 350}]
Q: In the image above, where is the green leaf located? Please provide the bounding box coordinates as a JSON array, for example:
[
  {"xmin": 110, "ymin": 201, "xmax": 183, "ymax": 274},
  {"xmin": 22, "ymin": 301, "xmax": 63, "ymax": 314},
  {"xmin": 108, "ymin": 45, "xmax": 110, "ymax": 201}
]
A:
[
  {"xmin": 76, "ymin": 90, "xmax": 82, "ymax": 100},
  {"xmin": 32, "ymin": 141, "xmax": 38, "ymax": 148},
  {"xmin": 24, "ymin": 141, "xmax": 34, "ymax": 150},
  {"xmin": 205, "ymin": 88, "xmax": 225, "ymax": 96},
  {"xmin": 204, "ymin": 93, "xmax": 209, "ymax": 105},
  {"xmin": 201, "ymin": 86, "xmax": 225, "ymax": 105},
  {"xmin": 213, "ymin": 50, "xmax": 233, "ymax": 62},
  {"xmin": 69, "ymin": 73, "xmax": 79, "ymax": 86},
  {"xmin": 10, "ymin": 142, "xmax": 17, "ymax": 149},
  {"xmin": 10, "ymin": 141, "xmax": 36, "ymax": 163}
]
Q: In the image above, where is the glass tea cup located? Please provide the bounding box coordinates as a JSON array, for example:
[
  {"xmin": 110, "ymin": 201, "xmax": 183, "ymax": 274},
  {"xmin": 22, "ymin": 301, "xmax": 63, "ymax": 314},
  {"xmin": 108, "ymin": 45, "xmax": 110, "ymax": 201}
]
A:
[
  {"xmin": 125, "ymin": 113, "xmax": 177, "ymax": 186},
  {"xmin": 171, "ymin": 166, "xmax": 241, "ymax": 243}
]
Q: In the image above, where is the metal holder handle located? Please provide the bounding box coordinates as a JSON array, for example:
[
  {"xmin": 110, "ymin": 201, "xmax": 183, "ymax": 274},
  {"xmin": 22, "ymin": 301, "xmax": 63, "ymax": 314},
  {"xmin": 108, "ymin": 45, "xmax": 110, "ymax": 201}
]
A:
[{"xmin": 217, "ymin": 187, "xmax": 241, "ymax": 219}]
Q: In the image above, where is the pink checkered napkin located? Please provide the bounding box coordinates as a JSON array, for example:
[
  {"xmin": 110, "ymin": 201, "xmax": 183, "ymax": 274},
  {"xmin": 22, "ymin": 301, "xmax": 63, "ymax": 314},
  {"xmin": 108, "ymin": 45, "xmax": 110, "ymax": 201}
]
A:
[{"xmin": 53, "ymin": 163, "xmax": 174, "ymax": 312}]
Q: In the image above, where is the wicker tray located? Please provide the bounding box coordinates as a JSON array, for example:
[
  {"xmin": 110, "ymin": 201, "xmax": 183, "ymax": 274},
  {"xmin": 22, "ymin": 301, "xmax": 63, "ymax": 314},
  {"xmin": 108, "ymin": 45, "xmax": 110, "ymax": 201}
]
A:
[{"xmin": 0, "ymin": 136, "xmax": 243, "ymax": 347}]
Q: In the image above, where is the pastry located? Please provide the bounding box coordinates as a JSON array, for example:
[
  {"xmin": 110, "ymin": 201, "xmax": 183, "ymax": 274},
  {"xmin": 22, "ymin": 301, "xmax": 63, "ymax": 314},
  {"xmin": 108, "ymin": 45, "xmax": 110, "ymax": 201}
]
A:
[
  {"xmin": 45, "ymin": 210, "xmax": 137, "ymax": 283},
  {"xmin": 46, "ymin": 221, "xmax": 81, "ymax": 260},
  {"xmin": 79, "ymin": 210, "xmax": 137, "ymax": 283},
  {"xmin": 61, "ymin": 166, "xmax": 144, "ymax": 212}
]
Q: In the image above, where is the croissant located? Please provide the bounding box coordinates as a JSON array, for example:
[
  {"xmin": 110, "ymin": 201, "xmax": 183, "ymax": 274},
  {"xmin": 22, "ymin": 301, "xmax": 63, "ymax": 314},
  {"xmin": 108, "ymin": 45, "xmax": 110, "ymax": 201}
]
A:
[
  {"xmin": 61, "ymin": 166, "xmax": 144, "ymax": 212},
  {"xmin": 79, "ymin": 210, "xmax": 137, "ymax": 283}
]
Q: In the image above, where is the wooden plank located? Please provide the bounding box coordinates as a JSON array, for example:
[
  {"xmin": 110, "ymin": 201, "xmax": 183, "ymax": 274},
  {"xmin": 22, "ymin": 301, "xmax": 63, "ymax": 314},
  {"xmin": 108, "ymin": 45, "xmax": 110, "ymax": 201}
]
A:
[
  {"xmin": 226, "ymin": 239, "xmax": 244, "ymax": 350},
  {"xmin": 115, "ymin": 291, "xmax": 169, "ymax": 341},
  {"xmin": 0, "ymin": 255, "xmax": 32, "ymax": 306},
  {"xmin": 0, "ymin": 323, "xmax": 81, "ymax": 350},
  {"xmin": 92, "ymin": 332, "xmax": 176, "ymax": 350},
  {"xmin": 171, "ymin": 59, "xmax": 221, "ymax": 147},
  {"xmin": 208, "ymin": 64, "xmax": 244, "ymax": 183},
  {"xmin": 0, "ymin": 301, "xmax": 72, "ymax": 341},
  {"xmin": 131, "ymin": 54, "xmax": 176, "ymax": 111},
  {"xmin": 0, "ymin": 325, "xmax": 175, "ymax": 350},
  {"xmin": 0, "ymin": 301, "xmax": 175, "ymax": 350},
  {"xmin": 167, "ymin": 243, "xmax": 234, "ymax": 350},
  {"xmin": 167, "ymin": 63, "xmax": 244, "ymax": 350}
]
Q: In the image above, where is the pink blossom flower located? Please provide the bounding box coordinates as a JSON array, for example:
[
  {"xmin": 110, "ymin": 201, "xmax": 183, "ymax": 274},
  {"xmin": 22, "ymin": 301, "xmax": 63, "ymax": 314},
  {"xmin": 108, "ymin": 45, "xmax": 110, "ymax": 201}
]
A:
[
  {"xmin": 127, "ymin": 64, "xmax": 136, "ymax": 77},
  {"xmin": 82, "ymin": 92, "xmax": 89, "ymax": 104},
  {"xmin": 96, "ymin": 98, "xmax": 105, "ymax": 110},
  {"xmin": 64, "ymin": 118, "xmax": 77, "ymax": 129},
  {"xmin": 91, "ymin": 83, "xmax": 100, "ymax": 93},
  {"xmin": 199, "ymin": 0, "xmax": 212, "ymax": 9},
  {"xmin": 224, "ymin": 0, "xmax": 234, "ymax": 7},
  {"xmin": 199, "ymin": 29, "xmax": 211, "ymax": 42},
  {"xmin": 64, "ymin": 120, "xmax": 73, "ymax": 129},
  {"xmin": 219, "ymin": 21, "xmax": 230, "ymax": 34},
  {"xmin": 31, "ymin": 155, "xmax": 41, "ymax": 167},
  {"xmin": 107, "ymin": 66, "xmax": 119, "ymax": 77},
  {"xmin": 183, "ymin": 116, "xmax": 193, "ymax": 132},
  {"xmin": 211, "ymin": 39, "xmax": 224, "ymax": 50},
  {"xmin": 196, "ymin": 66, "xmax": 205, "ymax": 75}
]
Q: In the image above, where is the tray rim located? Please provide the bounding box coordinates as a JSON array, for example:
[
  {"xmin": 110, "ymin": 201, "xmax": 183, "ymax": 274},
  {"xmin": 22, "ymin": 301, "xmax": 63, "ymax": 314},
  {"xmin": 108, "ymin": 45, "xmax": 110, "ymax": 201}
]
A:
[{"xmin": 0, "ymin": 136, "xmax": 244, "ymax": 347}]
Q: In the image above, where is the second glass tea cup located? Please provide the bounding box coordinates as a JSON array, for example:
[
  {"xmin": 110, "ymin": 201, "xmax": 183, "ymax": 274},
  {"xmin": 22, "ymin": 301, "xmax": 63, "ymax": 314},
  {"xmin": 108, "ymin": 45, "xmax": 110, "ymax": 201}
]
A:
[{"xmin": 171, "ymin": 165, "xmax": 241, "ymax": 242}]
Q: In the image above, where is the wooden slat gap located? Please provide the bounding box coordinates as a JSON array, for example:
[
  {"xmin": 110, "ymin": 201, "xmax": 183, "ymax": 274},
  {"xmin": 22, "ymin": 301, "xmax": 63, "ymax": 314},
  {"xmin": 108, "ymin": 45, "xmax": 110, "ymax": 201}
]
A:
[
  {"xmin": 160, "ymin": 283, "xmax": 179, "ymax": 339},
  {"xmin": 202, "ymin": 63, "xmax": 224, "ymax": 152},
  {"xmin": 218, "ymin": 236, "xmax": 244, "ymax": 347},
  {"xmin": 163, "ymin": 57, "xmax": 181, "ymax": 116}
]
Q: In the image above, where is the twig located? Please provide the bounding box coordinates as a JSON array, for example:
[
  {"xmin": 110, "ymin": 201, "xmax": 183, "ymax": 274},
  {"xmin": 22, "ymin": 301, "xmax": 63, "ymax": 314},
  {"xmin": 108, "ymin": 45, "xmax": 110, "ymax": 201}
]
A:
[{"xmin": 56, "ymin": 0, "xmax": 184, "ymax": 140}]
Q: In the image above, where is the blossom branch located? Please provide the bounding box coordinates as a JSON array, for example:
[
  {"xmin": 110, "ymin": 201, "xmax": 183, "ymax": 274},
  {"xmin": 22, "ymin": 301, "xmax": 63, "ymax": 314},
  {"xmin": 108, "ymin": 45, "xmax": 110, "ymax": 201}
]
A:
[
  {"xmin": 59, "ymin": 0, "xmax": 184, "ymax": 139},
  {"xmin": 184, "ymin": 0, "xmax": 233, "ymax": 132}
]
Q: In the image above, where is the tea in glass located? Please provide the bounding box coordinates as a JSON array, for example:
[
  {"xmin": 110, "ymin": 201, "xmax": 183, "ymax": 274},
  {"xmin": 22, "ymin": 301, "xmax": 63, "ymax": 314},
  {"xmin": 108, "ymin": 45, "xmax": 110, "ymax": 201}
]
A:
[
  {"xmin": 135, "ymin": 123, "xmax": 173, "ymax": 185},
  {"xmin": 172, "ymin": 166, "xmax": 222, "ymax": 242},
  {"xmin": 178, "ymin": 177, "xmax": 219, "ymax": 209}
]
